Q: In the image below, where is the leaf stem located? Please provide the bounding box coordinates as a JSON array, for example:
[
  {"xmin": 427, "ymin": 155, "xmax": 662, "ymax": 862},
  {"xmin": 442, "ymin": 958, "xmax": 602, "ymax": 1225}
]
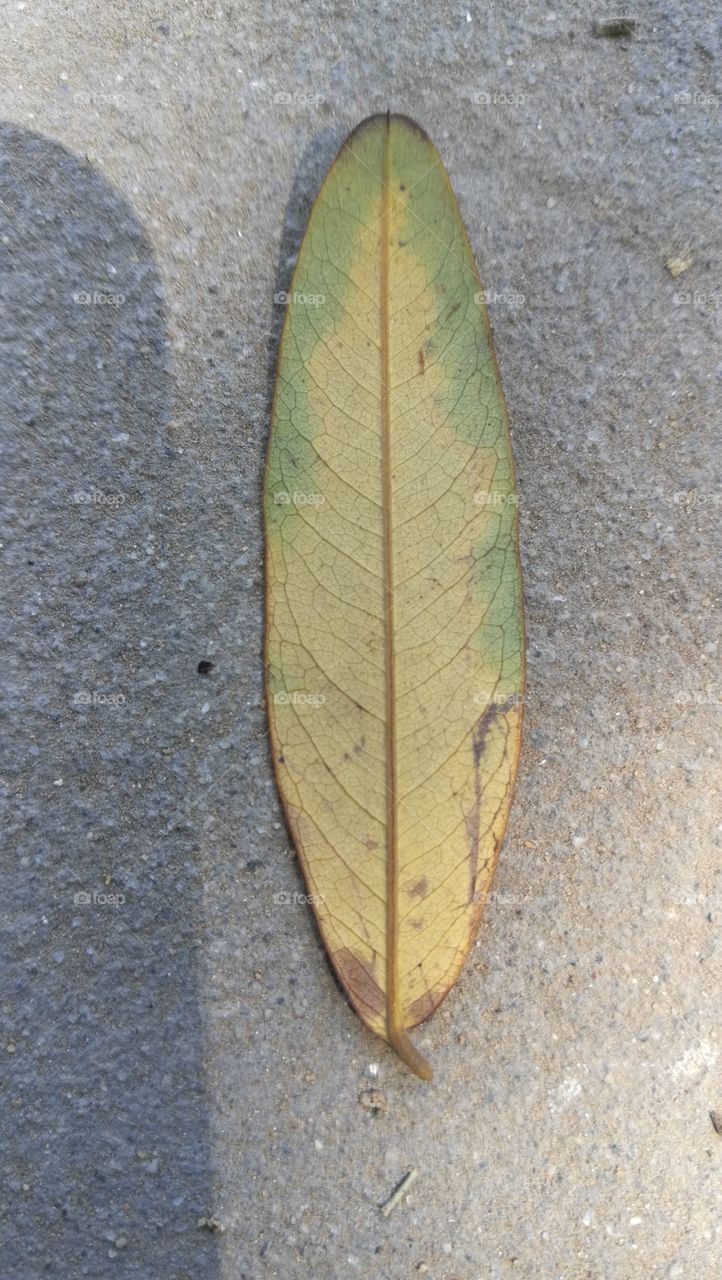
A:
[{"xmin": 380, "ymin": 115, "xmax": 433, "ymax": 1084}]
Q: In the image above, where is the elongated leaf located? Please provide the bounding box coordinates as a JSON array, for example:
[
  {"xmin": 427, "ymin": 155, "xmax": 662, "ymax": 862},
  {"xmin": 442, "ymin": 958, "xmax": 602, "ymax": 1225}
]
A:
[{"xmin": 264, "ymin": 114, "xmax": 525, "ymax": 1078}]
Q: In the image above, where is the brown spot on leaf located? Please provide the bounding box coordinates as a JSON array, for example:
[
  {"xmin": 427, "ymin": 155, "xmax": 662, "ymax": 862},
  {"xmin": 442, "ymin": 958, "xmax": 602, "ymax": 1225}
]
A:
[
  {"xmin": 418, "ymin": 349, "xmax": 425, "ymax": 374},
  {"xmin": 332, "ymin": 948, "xmax": 385, "ymax": 1017},
  {"xmin": 465, "ymin": 695, "xmax": 519, "ymax": 903},
  {"xmin": 407, "ymin": 988, "xmax": 438, "ymax": 1024},
  {"xmin": 405, "ymin": 877, "xmax": 428, "ymax": 899}
]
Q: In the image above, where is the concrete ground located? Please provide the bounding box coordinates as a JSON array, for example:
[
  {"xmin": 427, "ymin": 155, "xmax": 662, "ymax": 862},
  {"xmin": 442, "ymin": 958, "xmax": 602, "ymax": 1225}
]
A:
[{"xmin": 1, "ymin": 2, "xmax": 720, "ymax": 1278}]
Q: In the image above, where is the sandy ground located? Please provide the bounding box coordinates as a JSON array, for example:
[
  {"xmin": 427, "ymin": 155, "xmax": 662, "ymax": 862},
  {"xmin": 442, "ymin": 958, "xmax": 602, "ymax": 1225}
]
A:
[{"xmin": 1, "ymin": 2, "xmax": 720, "ymax": 1278}]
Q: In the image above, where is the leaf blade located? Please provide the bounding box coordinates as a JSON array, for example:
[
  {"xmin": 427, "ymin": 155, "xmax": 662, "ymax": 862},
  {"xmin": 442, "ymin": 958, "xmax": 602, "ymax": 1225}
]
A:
[{"xmin": 265, "ymin": 114, "xmax": 525, "ymax": 1078}]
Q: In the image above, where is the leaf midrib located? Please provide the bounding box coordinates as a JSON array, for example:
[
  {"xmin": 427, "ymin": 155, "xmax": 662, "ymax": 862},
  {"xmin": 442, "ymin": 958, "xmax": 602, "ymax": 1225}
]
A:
[{"xmin": 380, "ymin": 116, "xmax": 432, "ymax": 1081}]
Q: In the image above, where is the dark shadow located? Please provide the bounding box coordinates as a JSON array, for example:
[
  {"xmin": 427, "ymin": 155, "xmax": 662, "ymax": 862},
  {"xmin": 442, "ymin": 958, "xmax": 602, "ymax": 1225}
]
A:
[{"xmin": 0, "ymin": 124, "xmax": 220, "ymax": 1280}]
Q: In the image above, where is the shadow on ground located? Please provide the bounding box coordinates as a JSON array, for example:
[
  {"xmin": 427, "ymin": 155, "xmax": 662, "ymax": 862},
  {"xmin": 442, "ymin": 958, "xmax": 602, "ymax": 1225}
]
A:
[{"xmin": 0, "ymin": 124, "xmax": 220, "ymax": 1280}]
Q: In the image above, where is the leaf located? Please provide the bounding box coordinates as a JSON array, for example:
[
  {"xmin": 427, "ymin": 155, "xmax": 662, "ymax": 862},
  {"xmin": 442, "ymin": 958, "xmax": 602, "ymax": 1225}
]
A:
[{"xmin": 264, "ymin": 113, "xmax": 525, "ymax": 1079}]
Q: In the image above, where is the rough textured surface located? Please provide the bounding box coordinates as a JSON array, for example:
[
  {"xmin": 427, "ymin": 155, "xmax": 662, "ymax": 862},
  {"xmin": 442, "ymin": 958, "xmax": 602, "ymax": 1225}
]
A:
[{"xmin": 1, "ymin": 3, "xmax": 720, "ymax": 1279}]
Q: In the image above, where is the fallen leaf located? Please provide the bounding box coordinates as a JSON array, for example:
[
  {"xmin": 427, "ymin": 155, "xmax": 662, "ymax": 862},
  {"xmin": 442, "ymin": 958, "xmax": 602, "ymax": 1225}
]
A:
[{"xmin": 264, "ymin": 113, "xmax": 525, "ymax": 1078}]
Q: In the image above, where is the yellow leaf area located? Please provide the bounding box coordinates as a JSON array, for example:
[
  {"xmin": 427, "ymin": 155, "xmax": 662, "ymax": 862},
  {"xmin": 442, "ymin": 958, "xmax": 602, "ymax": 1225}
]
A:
[{"xmin": 265, "ymin": 114, "xmax": 524, "ymax": 1078}]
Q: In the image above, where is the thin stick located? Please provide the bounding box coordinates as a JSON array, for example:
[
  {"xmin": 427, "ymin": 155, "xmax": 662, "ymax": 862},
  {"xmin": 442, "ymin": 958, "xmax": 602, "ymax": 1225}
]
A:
[
  {"xmin": 380, "ymin": 1168, "xmax": 418, "ymax": 1217},
  {"xmin": 593, "ymin": 18, "xmax": 636, "ymax": 37}
]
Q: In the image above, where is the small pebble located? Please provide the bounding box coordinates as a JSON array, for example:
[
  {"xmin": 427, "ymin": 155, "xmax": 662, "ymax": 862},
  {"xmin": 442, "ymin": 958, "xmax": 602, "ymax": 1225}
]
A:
[
  {"xmin": 665, "ymin": 253, "xmax": 693, "ymax": 278},
  {"xmin": 197, "ymin": 1216, "xmax": 225, "ymax": 1234}
]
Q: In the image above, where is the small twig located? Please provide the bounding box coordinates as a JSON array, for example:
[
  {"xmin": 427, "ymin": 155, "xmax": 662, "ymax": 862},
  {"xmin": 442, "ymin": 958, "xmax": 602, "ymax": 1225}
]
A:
[
  {"xmin": 380, "ymin": 1168, "xmax": 418, "ymax": 1217},
  {"xmin": 593, "ymin": 17, "xmax": 637, "ymax": 38}
]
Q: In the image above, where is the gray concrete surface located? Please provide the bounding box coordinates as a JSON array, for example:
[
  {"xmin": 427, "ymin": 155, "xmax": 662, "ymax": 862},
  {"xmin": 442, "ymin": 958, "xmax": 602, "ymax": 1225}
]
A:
[{"xmin": 1, "ymin": 3, "xmax": 720, "ymax": 1278}]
